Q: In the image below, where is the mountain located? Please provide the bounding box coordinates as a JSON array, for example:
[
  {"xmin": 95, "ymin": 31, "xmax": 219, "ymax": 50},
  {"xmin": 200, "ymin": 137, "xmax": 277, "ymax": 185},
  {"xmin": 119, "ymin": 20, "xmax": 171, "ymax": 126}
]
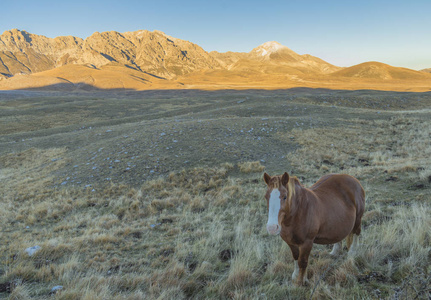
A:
[
  {"xmin": 0, "ymin": 30, "xmax": 338, "ymax": 81},
  {"xmin": 421, "ymin": 68, "xmax": 431, "ymax": 73},
  {"xmin": 331, "ymin": 62, "xmax": 430, "ymax": 80},
  {"xmin": 211, "ymin": 41, "xmax": 340, "ymax": 75},
  {"xmin": 0, "ymin": 29, "xmax": 221, "ymax": 80}
]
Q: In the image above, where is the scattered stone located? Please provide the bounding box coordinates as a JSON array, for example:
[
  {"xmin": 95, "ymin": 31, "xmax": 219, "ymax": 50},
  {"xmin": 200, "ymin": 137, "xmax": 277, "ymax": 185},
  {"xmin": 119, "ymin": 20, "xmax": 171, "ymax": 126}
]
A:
[
  {"xmin": 50, "ymin": 285, "xmax": 63, "ymax": 295},
  {"xmin": 357, "ymin": 272, "xmax": 386, "ymax": 283},
  {"xmin": 0, "ymin": 281, "xmax": 13, "ymax": 293},
  {"xmin": 385, "ymin": 176, "xmax": 399, "ymax": 182},
  {"xmin": 219, "ymin": 249, "xmax": 235, "ymax": 262},
  {"xmin": 25, "ymin": 245, "xmax": 41, "ymax": 256},
  {"xmin": 409, "ymin": 183, "xmax": 425, "ymax": 190},
  {"xmin": 160, "ymin": 218, "xmax": 174, "ymax": 224},
  {"xmin": 130, "ymin": 231, "xmax": 142, "ymax": 239}
]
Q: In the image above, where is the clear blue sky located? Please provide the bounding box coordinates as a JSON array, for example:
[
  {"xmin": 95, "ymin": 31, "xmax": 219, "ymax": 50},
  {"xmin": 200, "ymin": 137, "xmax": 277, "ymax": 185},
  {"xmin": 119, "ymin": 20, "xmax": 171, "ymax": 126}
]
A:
[{"xmin": 2, "ymin": 0, "xmax": 430, "ymax": 70}]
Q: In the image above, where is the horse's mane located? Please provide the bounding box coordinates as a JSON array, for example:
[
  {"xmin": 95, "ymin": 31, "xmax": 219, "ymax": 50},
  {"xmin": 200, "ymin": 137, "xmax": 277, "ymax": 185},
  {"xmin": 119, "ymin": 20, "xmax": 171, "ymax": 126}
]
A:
[
  {"xmin": 287, "ymin": 176, "xmax": 297, "ymax": 202},
  {"xmin": 287, "ymin": 176, "xmax": 303, "ymax": 217}
]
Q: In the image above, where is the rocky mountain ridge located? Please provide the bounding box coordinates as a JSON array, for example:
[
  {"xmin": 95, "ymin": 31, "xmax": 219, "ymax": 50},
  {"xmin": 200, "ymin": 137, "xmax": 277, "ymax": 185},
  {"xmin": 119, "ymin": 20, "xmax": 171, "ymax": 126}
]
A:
[
  {"xmin": 0, "ymin": 29, "xmax": 221, "ymax": 79},
  {"xmin": 0, "ymin": 29, "xmax": 339, "ymax": 80}
]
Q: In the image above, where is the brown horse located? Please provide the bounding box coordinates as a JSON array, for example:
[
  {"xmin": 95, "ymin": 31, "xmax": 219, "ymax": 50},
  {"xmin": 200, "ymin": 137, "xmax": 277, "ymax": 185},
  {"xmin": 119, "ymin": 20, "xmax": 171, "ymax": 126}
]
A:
[{"xmin": 263, "ymin": 172, "xmax": 365, "ymax": 285}]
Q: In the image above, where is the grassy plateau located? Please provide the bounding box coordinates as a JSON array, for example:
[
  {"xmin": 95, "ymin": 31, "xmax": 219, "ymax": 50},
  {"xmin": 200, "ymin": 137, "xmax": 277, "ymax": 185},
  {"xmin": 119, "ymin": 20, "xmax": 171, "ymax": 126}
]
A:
[{"xmin": 0, "ymin": 88, "xmax": 430, "ymax": 299}]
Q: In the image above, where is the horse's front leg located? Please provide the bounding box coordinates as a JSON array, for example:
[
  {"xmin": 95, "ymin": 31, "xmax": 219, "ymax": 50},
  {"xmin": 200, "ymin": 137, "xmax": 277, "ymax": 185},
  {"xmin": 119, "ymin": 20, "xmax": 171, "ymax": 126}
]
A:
[
  {"xmin": 296, "ymin": 240, "xmax": 313, "ymax": 286},
  {"xmin": 288, "ymin": 244, "xmax": 299, "ymax": 281}
]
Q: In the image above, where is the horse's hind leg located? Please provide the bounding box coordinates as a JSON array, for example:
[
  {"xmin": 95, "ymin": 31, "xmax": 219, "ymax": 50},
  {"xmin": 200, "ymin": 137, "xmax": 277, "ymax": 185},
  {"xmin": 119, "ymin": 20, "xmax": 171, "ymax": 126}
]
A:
[
  {"xmin": 348, "ymin": 233, "xmax": 359, "ymax": 255},
  {"xmin": 348, "ymin": 217, "xmax": 362, "ymax": 255},
  {"xmin": 330, "ymin": 241, "xmax": 342, "ymax": 256}
]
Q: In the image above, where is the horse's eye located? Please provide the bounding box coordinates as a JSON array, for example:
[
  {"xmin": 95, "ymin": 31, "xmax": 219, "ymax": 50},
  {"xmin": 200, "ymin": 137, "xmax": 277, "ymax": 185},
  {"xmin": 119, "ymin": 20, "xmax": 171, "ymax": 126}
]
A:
[{"xmin": 283, "ymin": 196, "xmax": 287, "ymax": 201}]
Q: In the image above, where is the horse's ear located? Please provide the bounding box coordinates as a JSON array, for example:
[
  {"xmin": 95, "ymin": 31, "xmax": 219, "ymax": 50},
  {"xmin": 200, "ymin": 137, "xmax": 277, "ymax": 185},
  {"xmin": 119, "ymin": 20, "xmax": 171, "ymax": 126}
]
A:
[
  {"xmin": 263, "ymin": 173, "xmax": 271, "ymax": 185},
  {"xmin": 281, "ymin": 172, "xmax": 290, "ymax": 187}
]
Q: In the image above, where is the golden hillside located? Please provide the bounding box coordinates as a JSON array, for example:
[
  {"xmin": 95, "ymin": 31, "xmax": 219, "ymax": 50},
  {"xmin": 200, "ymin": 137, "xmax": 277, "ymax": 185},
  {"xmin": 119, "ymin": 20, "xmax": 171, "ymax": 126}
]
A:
[
  {"xmin": 0, "ymin": 63, "xmax": 182, "ymax": 90},
  {"xmin": 331, "ymin": 61, "xmax": 430, "ymax": 80}
]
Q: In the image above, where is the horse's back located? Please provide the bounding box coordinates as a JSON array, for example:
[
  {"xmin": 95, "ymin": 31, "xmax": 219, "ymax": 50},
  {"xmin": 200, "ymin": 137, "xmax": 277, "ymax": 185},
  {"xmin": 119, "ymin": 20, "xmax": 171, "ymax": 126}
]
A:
[{"xmin": 312, "ymin": 174, "xmax": 365, "ymax": 218}]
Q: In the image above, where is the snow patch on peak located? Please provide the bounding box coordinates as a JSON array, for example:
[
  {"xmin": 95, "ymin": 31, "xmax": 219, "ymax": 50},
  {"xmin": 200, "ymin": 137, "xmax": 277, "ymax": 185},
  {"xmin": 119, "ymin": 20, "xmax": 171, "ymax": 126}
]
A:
[{"xmin": 255, "ymin": 41, "xmax": 287, "ymax": 56}]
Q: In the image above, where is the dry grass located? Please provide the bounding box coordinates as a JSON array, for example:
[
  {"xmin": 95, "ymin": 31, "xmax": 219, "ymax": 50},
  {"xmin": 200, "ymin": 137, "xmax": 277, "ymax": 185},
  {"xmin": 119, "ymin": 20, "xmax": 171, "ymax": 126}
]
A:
[
  {"xmin": 281, "ymin": 116, "xmax": 431, "ymax": 185},
  {"xmin": 1, "ymin": 92, "xmax": 430, "ymax": 299},
  {"xmin": 238, "ymin": 161, "xmax": 265, "ymax": 174}
]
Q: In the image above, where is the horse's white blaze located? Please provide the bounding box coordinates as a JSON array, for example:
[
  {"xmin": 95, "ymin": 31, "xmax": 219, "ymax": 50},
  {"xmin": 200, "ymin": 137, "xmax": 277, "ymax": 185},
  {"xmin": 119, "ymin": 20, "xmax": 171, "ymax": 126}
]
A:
[{"xmin": 267, "ymin": 189, "xmax": 281, "ymax": 227}]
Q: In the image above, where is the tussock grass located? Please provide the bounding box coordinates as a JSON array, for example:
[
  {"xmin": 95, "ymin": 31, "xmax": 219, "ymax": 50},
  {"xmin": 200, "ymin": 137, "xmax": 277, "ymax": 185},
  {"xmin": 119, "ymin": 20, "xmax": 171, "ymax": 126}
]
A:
[{"xmin": 238, "ymin": 161, "xmax": 265, "ymax": 173}]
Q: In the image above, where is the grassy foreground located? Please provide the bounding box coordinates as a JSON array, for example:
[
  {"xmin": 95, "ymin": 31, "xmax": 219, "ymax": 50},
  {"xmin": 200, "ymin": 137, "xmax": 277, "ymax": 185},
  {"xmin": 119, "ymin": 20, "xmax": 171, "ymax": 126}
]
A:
[{"xmin": 0, "ymin": 90, "xmax": 430, "ymax": 299}]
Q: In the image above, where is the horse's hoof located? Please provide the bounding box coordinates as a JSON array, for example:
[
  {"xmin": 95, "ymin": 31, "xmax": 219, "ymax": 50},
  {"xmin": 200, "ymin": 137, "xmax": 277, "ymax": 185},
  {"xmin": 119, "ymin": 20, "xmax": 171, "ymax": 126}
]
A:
[{"xmin": 295, "ymin": 278, "xmax": 310, "ymax": 286}]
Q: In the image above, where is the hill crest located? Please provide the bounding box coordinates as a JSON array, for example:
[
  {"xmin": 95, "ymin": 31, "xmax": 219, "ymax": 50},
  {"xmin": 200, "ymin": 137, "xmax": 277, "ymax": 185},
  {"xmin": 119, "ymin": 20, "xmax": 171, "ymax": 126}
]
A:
[{"xmin": 331, "ymin": 61, "xmax": 430, "ymax": 80}]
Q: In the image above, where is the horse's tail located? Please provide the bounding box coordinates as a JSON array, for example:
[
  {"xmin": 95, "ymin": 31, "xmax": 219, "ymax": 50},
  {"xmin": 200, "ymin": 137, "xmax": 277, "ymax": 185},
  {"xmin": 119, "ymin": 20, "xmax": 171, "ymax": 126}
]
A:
[{"xmin": 346, "ymin": 232, "xmax": 354, "ymax": 250}]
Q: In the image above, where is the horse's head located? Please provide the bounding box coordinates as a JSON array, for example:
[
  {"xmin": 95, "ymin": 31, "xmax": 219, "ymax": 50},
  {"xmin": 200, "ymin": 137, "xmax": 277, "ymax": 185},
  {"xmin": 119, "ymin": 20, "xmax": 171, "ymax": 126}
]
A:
[{"xmin": 263, "ymin": 172, "xmax": 294, "ymax": 235}]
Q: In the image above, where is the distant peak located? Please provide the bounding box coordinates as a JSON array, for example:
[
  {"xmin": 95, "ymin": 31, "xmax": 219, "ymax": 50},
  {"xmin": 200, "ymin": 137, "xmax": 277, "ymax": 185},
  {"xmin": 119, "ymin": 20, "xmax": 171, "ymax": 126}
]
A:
[
  {"xmin": 254, "ymin": 41, "xmax": 289, "ymax": 56},
  {"xmin": 259, "ymin": 41, "xmax": 283, "ymax": 48}
]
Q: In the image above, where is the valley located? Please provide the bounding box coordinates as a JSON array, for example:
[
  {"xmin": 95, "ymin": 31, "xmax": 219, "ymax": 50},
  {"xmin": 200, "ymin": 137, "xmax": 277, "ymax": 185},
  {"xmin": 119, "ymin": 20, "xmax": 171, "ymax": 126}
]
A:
[{"xmin": 0, "ymin": 89, "xmax": 430, "ymax": 299}]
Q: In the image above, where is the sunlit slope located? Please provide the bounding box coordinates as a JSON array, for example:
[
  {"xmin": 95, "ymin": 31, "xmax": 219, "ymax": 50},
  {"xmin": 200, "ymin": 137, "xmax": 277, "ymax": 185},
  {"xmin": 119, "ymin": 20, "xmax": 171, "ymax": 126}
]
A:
[
  {"xmin": 331, "ymin": 62, "xmax": 431, "ymax": 80},
  {"xmin": 0, "ymin": 63, "xmax": 181, "ymax": 90}
]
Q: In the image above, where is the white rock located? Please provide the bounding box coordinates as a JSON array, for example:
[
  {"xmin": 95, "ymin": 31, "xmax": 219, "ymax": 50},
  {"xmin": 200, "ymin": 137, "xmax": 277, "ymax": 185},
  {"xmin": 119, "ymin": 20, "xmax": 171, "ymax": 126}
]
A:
[
  {"xmin": 25, "ymin": 245, "xmax": 41, "ymax": 256},
  {"xmin": 51, "ymin": 285, "xmax": 63, "ymax": 293}
]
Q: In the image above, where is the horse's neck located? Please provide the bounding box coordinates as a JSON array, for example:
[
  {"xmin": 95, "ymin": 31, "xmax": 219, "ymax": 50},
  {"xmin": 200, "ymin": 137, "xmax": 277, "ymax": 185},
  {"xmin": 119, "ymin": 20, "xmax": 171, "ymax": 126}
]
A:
[
  {"xmin": 287, "ymin": 180, "xmax": 306, "ymax": 217},
  {"xmin": 292, "ymin": 180, "xmax": 318, "ymax": 213}
]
